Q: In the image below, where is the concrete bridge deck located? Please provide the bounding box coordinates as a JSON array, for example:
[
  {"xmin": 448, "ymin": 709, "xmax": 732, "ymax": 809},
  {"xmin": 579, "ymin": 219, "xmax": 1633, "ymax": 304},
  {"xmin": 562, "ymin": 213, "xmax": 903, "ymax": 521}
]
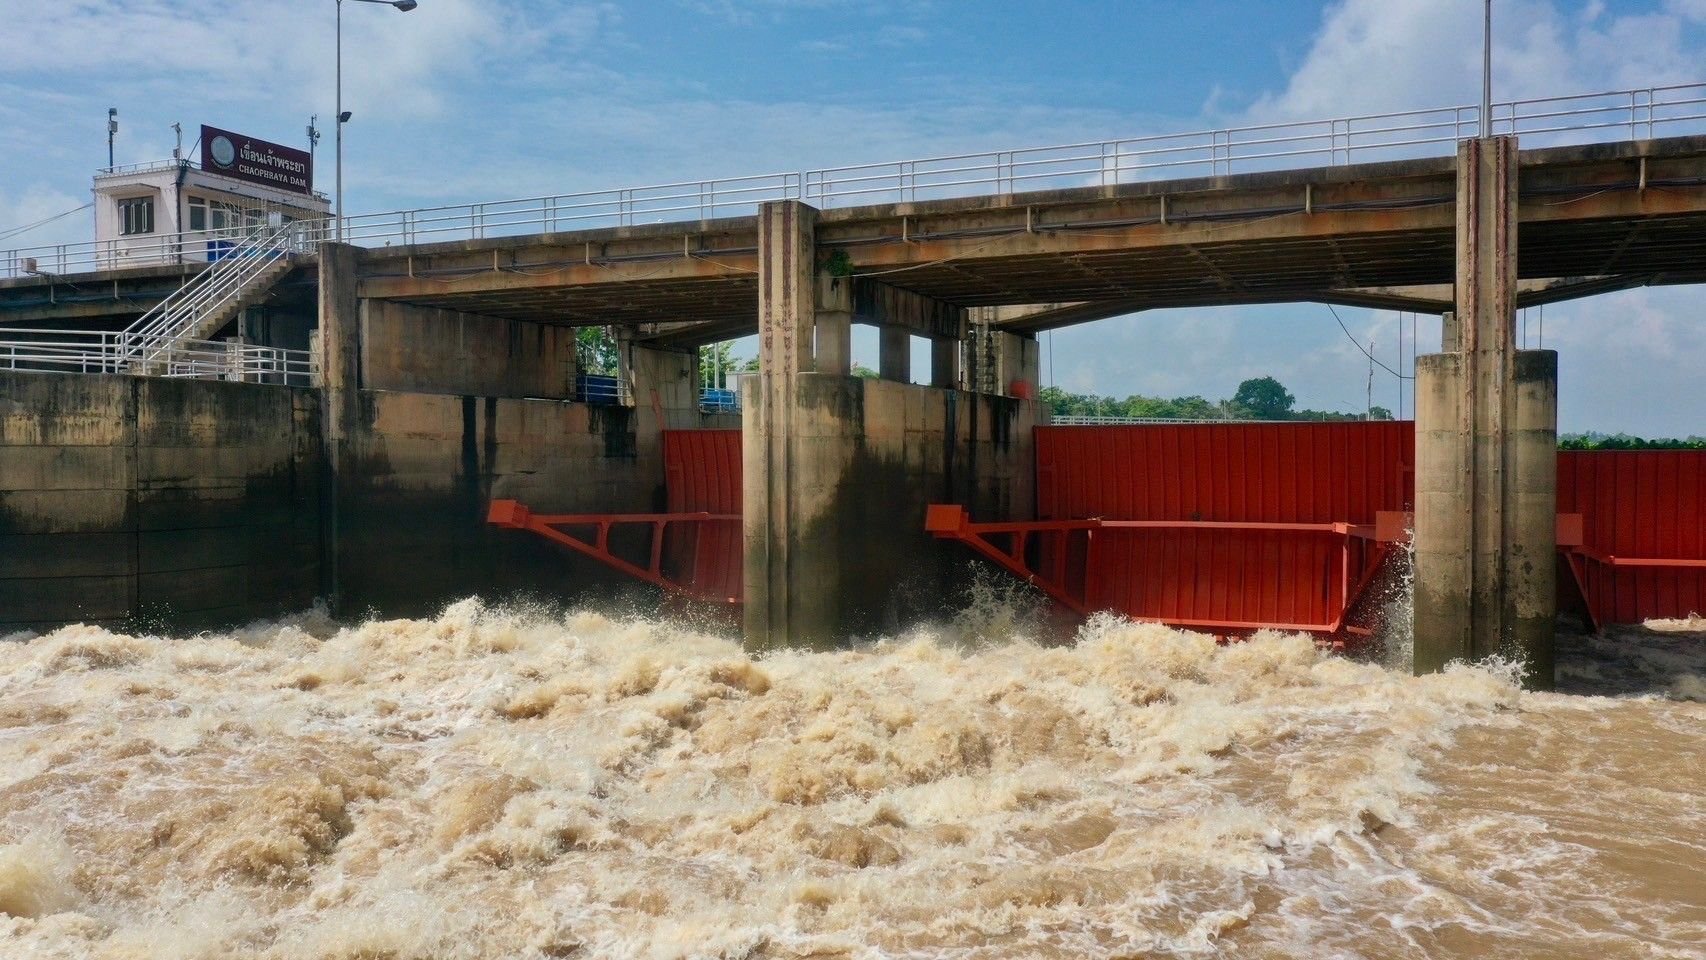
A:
[{"xmin": 344, "ymin": 136, "xmax": 1706, "ymax": 346}]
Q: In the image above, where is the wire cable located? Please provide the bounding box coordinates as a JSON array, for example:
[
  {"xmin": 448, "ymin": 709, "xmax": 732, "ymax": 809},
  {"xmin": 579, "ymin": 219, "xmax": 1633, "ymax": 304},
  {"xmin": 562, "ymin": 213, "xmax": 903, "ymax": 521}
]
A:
[
  {"xmin": 1327, "ymin": 304, "xmax": 1412, "ymax": 380},
  {"xmin": 0, "ymin": 203, "xmax": 93, "ymax": 243}
]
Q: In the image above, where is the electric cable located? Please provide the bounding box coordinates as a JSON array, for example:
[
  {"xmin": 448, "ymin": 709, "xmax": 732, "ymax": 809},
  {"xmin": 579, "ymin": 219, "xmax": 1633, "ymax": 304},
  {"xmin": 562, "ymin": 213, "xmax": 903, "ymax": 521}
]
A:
[
  {"xmin": 0, "ymin": 203, "xmax": 93, "ymax": 242},
  {"xmin": 1327, "ymin": 304, "xmax": 1412, "ymax": 379}
]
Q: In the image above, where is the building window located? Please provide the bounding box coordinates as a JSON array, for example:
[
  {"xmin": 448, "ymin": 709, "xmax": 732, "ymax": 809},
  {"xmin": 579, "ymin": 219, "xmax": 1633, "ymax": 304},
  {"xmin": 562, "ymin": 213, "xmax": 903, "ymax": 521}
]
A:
[
  {"xmin": 188, "ymin": 197, "xmax": 206, "ymax": 231},
  {"xmin": 119, "ymin": 197, "xmax": 154, "ymax": 235}
]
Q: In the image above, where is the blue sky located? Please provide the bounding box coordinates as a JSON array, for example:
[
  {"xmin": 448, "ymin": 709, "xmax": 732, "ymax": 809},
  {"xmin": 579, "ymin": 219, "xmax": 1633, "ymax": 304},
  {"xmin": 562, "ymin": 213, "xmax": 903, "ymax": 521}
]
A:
[{"xmin": 3, "ymin": 0, "xmax": 1704, "ymax": 434}]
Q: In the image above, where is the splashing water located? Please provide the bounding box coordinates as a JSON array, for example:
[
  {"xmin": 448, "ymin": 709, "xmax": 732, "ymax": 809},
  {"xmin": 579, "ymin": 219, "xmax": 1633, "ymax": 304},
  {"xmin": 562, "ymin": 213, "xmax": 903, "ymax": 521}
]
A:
[{"xmin": 0, "ymin": 599, "xmax": 1702, "ymax": 959}]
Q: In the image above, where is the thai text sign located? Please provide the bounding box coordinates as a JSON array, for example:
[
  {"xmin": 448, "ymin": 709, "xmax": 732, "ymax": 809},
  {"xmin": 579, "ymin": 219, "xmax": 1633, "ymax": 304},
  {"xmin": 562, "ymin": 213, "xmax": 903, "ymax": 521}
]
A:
[{"xmin": 200, "ymin": 125, "xmax": 313, "ymax": 195}]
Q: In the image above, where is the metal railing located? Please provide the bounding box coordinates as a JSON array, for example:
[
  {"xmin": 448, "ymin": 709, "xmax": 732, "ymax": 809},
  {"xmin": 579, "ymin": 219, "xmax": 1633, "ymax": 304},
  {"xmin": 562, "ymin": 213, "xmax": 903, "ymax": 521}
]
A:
[
  {"xmin": 573, "ymin": 374, "xmax": 634, "ymax": 407},
  {"xmin": 5, "ymin": 79, "xmax": 1705, "ymax": 281},
  {"xmin": 122, "ymin": 222, "xmax": 304, "ymax": 368},
  {"xmin": 0, "ymin": 329, "xmax": 316, "ymax": 386},
  {"xmin": 699, "ymin": 387, "xmax": 740, "ymax": 414},
  {"xmin": 3, "ymin": 221, "xmax": 329, "ymax": 279},
  {"xmin": 1051, "ymin": 415, "xmax": 1251, "ymax": 426},
  {"xmin": 94, "ymin": 157, "xmax": 331, "ymax": 202}
]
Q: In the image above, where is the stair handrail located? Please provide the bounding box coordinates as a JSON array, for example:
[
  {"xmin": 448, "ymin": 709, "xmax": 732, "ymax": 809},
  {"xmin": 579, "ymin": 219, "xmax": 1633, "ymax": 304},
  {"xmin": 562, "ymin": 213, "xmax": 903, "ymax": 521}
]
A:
[
  {"xmin": 123, "ymin": 223, "xmax": 269, "ymax": 340},
  {"xmin": 121, "ymin": 222, "xmax": 301, "ymax": 369}
]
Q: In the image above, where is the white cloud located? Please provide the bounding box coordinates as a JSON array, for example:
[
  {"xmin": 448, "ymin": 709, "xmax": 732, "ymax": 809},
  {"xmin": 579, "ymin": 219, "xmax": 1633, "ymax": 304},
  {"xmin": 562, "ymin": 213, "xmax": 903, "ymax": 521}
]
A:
[
  {"xmin": 1245, "ymin": 0, "xmax": 1706, "ymax": 123},
  {"xmin": 1529, "ymin": 286, "xmax": 1706, "ymax": 436},
  {"xmin": 0, "ymin": 2, "xmax": 618, "ymax": 121}
]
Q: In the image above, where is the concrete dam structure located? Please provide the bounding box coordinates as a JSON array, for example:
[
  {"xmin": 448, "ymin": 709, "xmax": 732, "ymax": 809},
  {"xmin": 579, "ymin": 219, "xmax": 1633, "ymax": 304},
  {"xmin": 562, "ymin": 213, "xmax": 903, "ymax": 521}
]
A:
[{"xmin": 7, "ymin": 94, "xmax": 1706, "ymax": 685}]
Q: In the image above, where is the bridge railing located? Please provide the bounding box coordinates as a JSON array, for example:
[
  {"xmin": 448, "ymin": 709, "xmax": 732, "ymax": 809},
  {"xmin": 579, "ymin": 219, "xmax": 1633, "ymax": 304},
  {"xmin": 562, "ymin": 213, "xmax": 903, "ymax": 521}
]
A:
[
  {"xmin": 336, "ymin": 171, "xmax": 806, "ymax": 247},
  {"xmin": 0, "ymin": 328, "xmax": 317, "ymax": 386},
  {"xmin": 7, "ymin": 80, "xmax": 1705, "ymax": 279},
  {"xmin": 804, "ymin": 82, "xmax": 1706, "ymax": 202}
]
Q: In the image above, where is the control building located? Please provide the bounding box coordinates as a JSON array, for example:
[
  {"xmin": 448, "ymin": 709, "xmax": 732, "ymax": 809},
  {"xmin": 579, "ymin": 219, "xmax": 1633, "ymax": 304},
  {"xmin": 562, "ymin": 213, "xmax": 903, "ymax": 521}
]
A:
[{"xmin": 91, "ymin": 124, "xmax": 329, "ymax": 269}]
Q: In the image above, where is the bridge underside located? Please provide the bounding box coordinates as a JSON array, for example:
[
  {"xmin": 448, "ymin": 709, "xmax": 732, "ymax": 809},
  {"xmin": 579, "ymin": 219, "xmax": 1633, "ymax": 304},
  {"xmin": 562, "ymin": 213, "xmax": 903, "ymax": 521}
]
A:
[{"xmin": 350, "ymin": 136, "xmax": 1706, "ymax": 347}]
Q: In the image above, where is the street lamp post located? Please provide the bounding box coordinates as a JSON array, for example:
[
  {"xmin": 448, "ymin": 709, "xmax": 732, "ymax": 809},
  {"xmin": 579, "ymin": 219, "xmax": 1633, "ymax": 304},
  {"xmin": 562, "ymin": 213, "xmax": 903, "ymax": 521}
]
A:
[{"xmin": 335, "ymin": 0, "xmax": 417, "ymax": 241}]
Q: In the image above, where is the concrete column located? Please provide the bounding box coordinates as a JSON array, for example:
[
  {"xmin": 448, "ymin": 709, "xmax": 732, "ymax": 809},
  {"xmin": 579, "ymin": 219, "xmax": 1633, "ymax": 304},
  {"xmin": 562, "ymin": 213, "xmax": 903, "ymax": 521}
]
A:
[
  {"xmin": 815, "ymin": 276, "xmax": 852, "ymax": 377},
  {"xmin": 930, "ymin": 336, "xmax": 961, "ymax": 389},
  {"xmin": 620, "ymin": 335, "xmax": 697, "ymax": 428},
  {"xmin": 745, "ymin": 200, "xmax": 822, "ymax": 649},
  {"xmin": 992, "ymin": 330, "xmax": 1040, "ymax": 399},
  {"xmin": 1412, "ymin": 137, "xmax": 1557, "ymax": 688},
  {"xmin": 879, "ymin": 326, "xmax": 911, "ymax": 382},
  {"xmin": 317, "ymin": 242, "xmax": 363, "ymax": 611},
  {"xmin": 1440, "ymin": 310, "xmax": 1461, "ymax": 353}
]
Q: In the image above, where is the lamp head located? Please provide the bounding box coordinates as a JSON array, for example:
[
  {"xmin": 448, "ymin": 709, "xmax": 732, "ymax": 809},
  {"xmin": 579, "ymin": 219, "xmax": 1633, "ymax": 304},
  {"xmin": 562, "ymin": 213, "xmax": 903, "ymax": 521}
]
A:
[
  {"xmin": 393, "ymin": 0, "xmax": 418, "ymax": 10},
  {"xmin": 338, "ymin": 111, "xmax": 353, "ymax": 124}
]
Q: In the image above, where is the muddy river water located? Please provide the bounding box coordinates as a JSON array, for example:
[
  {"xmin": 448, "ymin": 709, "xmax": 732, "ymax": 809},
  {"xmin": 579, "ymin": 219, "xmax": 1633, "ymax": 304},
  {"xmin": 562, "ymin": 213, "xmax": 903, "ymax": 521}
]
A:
[{"xmin": 1, "ymin": 601, "xmax": 1701, "ymax": 958}]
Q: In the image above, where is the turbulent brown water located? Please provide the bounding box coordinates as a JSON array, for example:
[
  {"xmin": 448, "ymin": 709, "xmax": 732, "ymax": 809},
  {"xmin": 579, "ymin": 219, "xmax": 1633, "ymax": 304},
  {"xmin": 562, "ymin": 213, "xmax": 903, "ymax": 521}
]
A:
[{"xmin": 1, "ymin": 600, "xmax": 1702, "ymax": 959}]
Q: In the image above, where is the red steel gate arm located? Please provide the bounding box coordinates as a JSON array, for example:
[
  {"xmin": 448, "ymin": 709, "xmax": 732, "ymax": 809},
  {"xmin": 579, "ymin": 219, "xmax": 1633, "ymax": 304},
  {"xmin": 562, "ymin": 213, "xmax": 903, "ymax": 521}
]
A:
[
  {"xmin": 927, "ymin": 505, "xmax": 1410, "ymax": 636},
  {"xmin": 488, "ymin": 499, "xmax": 741, "ymax": 604},
  {"xmin": 925, "ymin": 504, "xmax": 1095, "ymax": 613}
]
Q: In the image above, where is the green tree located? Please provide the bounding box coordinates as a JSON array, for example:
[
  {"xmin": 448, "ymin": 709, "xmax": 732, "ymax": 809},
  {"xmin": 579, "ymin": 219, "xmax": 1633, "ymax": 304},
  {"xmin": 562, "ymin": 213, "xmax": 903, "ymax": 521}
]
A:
[
  {"xmin": 699, "ymin": 340, "xmax": 749, "ymax": 388},
  {"xmin": 1368, "ymin": 405, "xmax": 1394, "ymax": 421},
  {"xmin": 576, "ymin": 327, "xmax": 619, "ymax": 376},
  {"xmin": 1231, "ymin": 377, "xmax": 1296, "ymax": 420}
]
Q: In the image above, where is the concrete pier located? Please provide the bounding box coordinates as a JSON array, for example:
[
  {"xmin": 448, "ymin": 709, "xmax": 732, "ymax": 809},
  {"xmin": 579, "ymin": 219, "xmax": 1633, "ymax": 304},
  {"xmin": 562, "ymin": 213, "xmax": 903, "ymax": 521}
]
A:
[
  {"xmin": 879, "ymin": 326, "xmax": 910, "ymax": 382},
  {"xmin": 743, "ymin": 201, "xmax": 1042, "ymax": 648},
  {"xmin": 1413, "ymin": 137, "xmax": 1558, "ymax": 687}
]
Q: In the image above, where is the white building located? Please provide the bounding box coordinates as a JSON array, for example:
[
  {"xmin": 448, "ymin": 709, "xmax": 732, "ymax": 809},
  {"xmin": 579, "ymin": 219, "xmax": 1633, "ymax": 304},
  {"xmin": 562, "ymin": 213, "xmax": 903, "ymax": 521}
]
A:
[{"xmin": 92, "ymin": 125, "xmax": 329, "ymax": 270}]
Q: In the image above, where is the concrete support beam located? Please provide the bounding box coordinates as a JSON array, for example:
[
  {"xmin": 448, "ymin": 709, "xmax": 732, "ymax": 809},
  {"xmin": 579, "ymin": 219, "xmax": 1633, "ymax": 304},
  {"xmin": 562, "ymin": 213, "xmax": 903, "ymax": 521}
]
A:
[
  {"xmin": 992, "ymin": 329, "xmax": 1041, "ymax": 398},
  {"xmin": 1440, "ymin": 310, "xmax": 1461, "ymax": 353},
  {"xmin": 1413, "ymin": 138, "xmax": 1557, "ymax": 688},
  {"xmin": 930, "ymin": 335, "xmax": 961, "ymax": 389},
  {"xmin": 879, "ymin": 326, "xmax": 911, "ymax": 383},
  {"xmin": 851, "ymin": 278, "xmax": 962, "ymax": 338},
  {"xmin": 746, "ymin": 200, "xmax": 821, "ymax": 648},
  {"xmin": 362, "ymin": 301, "xmax": 577, "ymax": 398},
  {"xmin": 620, "ymin": 334, "xmax": 700, "ymax": 429},
  {"xmin": 815, "ymin": 276, "xmax": 853, "ymax": 377},
  {"xmin": 746, "ymin": 202, "xmax": 1043, "ymax": 648},
  {"xmin": 964, "ymin": 314, "xmax": 1041, "ymax": 398},
  {"xmin": 317, "ymin": 242, "xmax": 363, "ymax": 610}
]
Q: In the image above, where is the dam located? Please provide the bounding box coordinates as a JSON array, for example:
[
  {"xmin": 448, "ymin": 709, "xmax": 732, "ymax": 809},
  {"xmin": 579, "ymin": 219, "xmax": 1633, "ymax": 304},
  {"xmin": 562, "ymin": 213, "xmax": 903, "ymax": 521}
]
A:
[
  {"xmin": 6, "ymin": 85, "xmax": 1706, "ymax": 682},
  {"xmin": 2, "ymin": 81, "xmax": 1705, "ymax": 960}
]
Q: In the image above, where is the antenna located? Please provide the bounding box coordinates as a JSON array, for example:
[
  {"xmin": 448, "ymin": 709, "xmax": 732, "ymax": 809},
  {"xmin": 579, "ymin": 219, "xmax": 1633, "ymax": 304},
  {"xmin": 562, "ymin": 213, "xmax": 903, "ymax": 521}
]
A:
[
  {"xmin": 1367, "ymin": 339, "xmax": 1375, "ymax": 420},
  {"xmin": 1481, "ymin": 0, "xmax": 1493, "ymax": 137},
  {"xmin": 106, "ymin": 107, "xmax": 118, "ymax": 170},
  {"xmin": 171, "ymin": 121, "xmax": 183, "ymax": 160},
  {"xmin": 307, "ymin": 115, "xmax": 321, "ymax": 163}
]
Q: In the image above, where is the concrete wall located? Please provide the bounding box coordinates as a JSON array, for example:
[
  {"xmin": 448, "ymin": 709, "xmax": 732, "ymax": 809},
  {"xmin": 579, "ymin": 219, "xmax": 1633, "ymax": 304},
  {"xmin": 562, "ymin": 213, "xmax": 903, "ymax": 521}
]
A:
[
  {"xmin": 1, "ymin": 370, "xmax": 735, "ymax": 632},
  {"xmin": 0, "ymin": 372, "xmax": 321, "ymax": 633},
  {"xmin": 360, "ymin": 301, "xmax": 577, "ymax": 399},
  {"xmin": 334, "ymin": 390, "xmax": 661, "ymax": 615},
  {"xmin": 745, "ymin": 373, "xmax": 1041, "ymax": 643}
]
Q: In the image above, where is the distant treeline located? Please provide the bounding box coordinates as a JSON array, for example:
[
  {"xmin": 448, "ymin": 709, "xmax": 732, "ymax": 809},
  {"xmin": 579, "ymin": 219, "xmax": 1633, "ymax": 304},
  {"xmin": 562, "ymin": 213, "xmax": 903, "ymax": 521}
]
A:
[
  {"xmin": 1040, "ymin": 377, "xmax": 1393, "ymax": 422},
  {"xmin": 1559, "ymin": 433, "xmax": 1706, "ymax": 450},
  {"xmin": 1041, "ymin": 378, "xmax": 1702, "ymax": 448}
]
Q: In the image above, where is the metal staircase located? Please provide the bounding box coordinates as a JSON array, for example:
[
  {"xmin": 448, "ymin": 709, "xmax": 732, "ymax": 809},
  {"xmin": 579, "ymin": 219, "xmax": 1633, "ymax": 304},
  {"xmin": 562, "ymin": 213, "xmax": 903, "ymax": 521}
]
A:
[{"xmin": 121, "ymin": 223, "xmax": 302, "ymax": 372}]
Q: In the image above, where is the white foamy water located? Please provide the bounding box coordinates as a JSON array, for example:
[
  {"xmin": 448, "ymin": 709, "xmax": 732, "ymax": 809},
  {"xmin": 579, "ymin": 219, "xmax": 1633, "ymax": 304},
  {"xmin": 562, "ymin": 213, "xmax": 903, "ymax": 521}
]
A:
[{"xmin": 1, "ymin": 600, "xmax": 1702, "ymax": 959}]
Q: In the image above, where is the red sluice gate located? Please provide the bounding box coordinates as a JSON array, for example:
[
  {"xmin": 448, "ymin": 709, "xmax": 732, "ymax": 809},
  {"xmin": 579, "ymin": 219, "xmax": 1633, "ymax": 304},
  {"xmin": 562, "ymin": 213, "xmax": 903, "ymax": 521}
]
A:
[
  {"xmin": 1557, "ymin": 450, "xmax": 1706, "ymax": 629},
  {"xmin": 486, "ymin": 429, "xmax": 742, "ymax": 604},
  {"xmin": 488, "ymin": 423, "xmax": 1704, "ymax": 635},
  {"xmin": 932, "ymin": 422, "xmax": 1416, "ymax": 641}
]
